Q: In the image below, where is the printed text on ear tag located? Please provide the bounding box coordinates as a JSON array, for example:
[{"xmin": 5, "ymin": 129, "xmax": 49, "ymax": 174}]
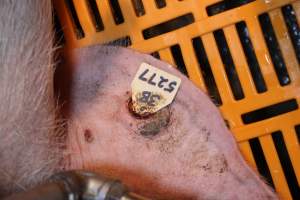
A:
[{"xmin": 131, "ymin": 63, "xmax": 181, "ymax": 115}]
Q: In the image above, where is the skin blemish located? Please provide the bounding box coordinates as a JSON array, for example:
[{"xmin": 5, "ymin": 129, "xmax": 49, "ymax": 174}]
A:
[{"xmin": 84, "ymin": 129, "xmax": 94, "ymax": 143}]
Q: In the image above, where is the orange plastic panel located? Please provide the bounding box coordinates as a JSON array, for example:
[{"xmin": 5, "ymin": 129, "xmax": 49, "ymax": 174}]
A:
[{"xmin": 53, "ymin": 0, "xmax": 300, "ymax": 199}]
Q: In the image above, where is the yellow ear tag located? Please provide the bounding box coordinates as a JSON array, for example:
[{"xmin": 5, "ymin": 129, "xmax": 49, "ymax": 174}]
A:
[{"xmin": 131, "ymin": 62, "xmax": 181, "ymax": 116}]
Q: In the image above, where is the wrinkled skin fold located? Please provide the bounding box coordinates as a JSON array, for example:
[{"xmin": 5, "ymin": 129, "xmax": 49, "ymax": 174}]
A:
[{"xmin": 0, "ymin": 1, "xmax": 278, "ymax": 200}]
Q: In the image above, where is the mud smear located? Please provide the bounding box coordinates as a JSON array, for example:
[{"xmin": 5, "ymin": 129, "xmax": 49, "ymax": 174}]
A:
[
  {"xmin": 157, "ymin": 132, "xmax": 183, "ymax": 154},
  {"xmin": 196, "ymin": 153, "xmax": 228, "ymax": 175},
  {"xmin": 137, "ymin": 108, "xmax": 171, "ymax": 138}
]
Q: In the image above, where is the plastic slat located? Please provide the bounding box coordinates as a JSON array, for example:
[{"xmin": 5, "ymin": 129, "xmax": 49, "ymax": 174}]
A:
[
  {"xmin": 269, "ymin": 9, "xmax": 300, "ymax": 84},
  {"xmin": 178, "ymin": 39, "xmax": 207, "ymax": 90},
  {"xmin": 202, "ymin": 33, "xmax": 235, "ymax": 104},
  {"xmin": 95, "ymin": 0, "xmax": 115, "ymax": 30},
  {"xmin": 245, "ymin": 17, "xmax": 280, "ymax": 90},
  {"xmin": 234, "ymin": 109, "xmax": 300, "ymax": 142},
  {"xmin": 72, "ymin": 0, "xmax": 95, "ymax": 35},
  {"xmin": 238, "ymin": 141, "xmax": 258, "ymax": 171},
  {"xmin": 53, "ymin": 0, "xmax": 78, "ymax": 44},
  {"xmin": 259, "ymin": 135, "xmax": 292, "ymax": 200},
  {"xmin": 158, "ymin": 48, "xmax": 176, "ymax": 66},
  {"xmin": 142, "ymin": 0, "xmax": 157, "ymax": 13},
  {"xmin": 223, "ymin": 25, "xmax": 257, "ymax": 97},
  {"xmin": 282, "ymin": 127, "xmax": 300, "ymax": 185},
  {"xmin": 118, "ymin": 0, "xmax": 144, "ymax": 43}
]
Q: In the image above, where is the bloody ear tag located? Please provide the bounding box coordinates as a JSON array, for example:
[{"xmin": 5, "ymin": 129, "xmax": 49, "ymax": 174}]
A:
[{"xmin": 131, "ymin": 62, "xmax": 181, "ymax": 115}]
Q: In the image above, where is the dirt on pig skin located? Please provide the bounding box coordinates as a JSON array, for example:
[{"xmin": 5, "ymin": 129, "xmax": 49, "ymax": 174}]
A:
[{"xmin": 61, "ymin": 45, "xmax": 278, "ymax": 200}]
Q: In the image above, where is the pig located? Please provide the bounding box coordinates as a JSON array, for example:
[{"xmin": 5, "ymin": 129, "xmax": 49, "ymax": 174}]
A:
[
  {"xmin": 0, "ymin": 0, "xmax": 278, "ymax": 199},
  {"xmin": 0, "ymin": 0, "xmax": 64, "ymax": 197},
  {"xmin": 61, "ymin": 45, "xmax": 278, "ymax": 200}
]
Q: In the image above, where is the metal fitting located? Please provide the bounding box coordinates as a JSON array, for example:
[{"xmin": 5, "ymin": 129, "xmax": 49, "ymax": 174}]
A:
[{"xmin": 52, "ymin": 170, "xmax": 151, "ymax": 200}]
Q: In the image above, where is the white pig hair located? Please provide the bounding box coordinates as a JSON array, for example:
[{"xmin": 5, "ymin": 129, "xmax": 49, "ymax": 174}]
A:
[{"xmin": 0, "ymin": 0, "xmax": 64, "ymax": 197}]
